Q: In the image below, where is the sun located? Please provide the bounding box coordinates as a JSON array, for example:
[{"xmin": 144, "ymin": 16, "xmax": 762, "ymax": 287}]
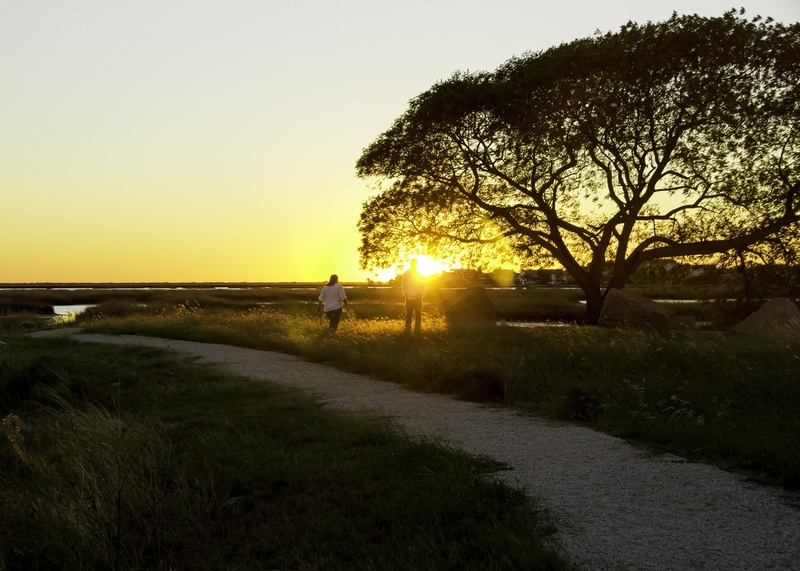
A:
[
  {"xmin": 413, "ymin": 255, "xmax": 440, "ymax": 278},
  {"xmin": 413, "ymin": 255, "xmax": 463, "ymax": 278},
  {"xmin": 369, "ymin": 255, "xmax": 462, "ymax": 282}
]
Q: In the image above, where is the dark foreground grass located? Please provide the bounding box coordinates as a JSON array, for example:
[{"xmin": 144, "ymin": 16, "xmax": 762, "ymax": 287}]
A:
[
  {"xmin": 74, "ymin": 295, "xmax": 800, "ymax": 490},
  {"xmin": 0, "ymin": 334, "xmax": 568, "ymax": 570}
]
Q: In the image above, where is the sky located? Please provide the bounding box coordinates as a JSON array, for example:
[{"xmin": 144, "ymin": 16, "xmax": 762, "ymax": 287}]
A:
[{"xmin": 2, "ymin": 1, "xmax": 798, "ymax": 284}]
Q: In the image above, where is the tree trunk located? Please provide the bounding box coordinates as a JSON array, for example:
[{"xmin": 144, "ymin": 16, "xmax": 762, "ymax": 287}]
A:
[{"xmin": 583, "ymin": 287, "xmax": 604, "ymax": 325}]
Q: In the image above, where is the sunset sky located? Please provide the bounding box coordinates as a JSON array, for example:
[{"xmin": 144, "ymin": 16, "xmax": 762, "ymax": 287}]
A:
[{"xmin": 2, "ymin": 1, "xmax": 798, "ymax": 284}]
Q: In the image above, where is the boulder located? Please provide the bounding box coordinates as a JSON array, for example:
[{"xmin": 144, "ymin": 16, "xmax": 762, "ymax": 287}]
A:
[
  {"xmin": 598, "ymin": 288, "xmax": 674, "ymax": 330},
  {"xmin": 439, "ymin": 287, "xmax": 497, "ymax": 326},
  {"xmin": 731, "ymin": 298, "xmax": 800, "ymax": 333}
]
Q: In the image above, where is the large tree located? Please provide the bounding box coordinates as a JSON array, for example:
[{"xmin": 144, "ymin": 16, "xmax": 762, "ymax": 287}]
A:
[{"xmin": 356, "ymin": 11, "xmax": 799, "ymax": 323}]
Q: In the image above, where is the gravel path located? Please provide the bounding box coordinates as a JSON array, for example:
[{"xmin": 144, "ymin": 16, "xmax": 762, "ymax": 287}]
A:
[{"xmin": 35, "ymin": 329, "xmax": 800, "ymax": 570}]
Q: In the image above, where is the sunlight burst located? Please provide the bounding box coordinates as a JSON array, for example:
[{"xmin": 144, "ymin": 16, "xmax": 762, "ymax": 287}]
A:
[
  {"xmin": 413, "ymin": 255, "xmax": 443, "ymax": 278},
  {"xmin": 370, "ymin": 255, "xmax": 461, "ymax": 282}
]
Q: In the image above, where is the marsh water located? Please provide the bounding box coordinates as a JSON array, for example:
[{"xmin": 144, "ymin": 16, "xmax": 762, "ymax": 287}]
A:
[{"xmin": 53, "ymin": 304, "xmax": 95, "ymax": 315}]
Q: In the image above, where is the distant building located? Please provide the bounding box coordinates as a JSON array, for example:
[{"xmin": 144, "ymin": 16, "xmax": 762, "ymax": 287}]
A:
[{"xmin": 515, "ymin": 268, "xmax": 575, "ymax": 286}]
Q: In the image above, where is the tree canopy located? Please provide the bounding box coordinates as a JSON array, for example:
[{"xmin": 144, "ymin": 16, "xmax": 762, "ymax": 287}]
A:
[{"xmin": 356, "ymin": 11, "xmax": 799, "ymax": 322}]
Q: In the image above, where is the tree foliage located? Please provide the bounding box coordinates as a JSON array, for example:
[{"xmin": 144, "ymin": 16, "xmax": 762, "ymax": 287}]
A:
[{"xmin": 356, "ymin": 10, "xmax": 800, "ymax": 322}]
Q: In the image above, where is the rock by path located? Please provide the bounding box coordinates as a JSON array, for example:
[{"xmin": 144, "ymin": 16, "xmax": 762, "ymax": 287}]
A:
[{"xmin": 33, "ymin": 329, "xmax": 800, "ymax": 570}]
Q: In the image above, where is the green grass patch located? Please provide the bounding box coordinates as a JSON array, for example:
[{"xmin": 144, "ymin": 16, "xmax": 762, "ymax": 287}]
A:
[
  {"xmin": 72, "ymin": 292, "xmax": 800, "ymax": 490},
  {"xmin": 0, "ymin": 334, "xmax": 567, "ymax": 570}
]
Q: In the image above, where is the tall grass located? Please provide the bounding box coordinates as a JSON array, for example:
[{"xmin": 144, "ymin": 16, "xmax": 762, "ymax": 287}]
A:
[
  {"xmin": 0, "ymin": 335, "xmax": 568, "ymax": 570},
  {"xmin": 1, "ymin": 396, "xmax": 178, "ymax": 569},
  {"xmin": 78, "ymin": 298, "xmax": 800, "ymax": 489}
]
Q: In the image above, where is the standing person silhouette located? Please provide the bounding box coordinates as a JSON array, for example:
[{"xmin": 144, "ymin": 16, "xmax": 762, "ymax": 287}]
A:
[
  {"xmin": 401, "ymin": 258, "xmax": 428, "ymax": 336},
  {"xmin": 317, "ymin": 274, "xmax": 348, "ymax": 333}
]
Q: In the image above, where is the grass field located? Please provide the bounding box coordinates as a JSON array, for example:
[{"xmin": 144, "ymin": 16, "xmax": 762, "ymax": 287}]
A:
[
  {"xmin": 0, "ymin": 332, "xmax": 568, "ymax": 570},
  {"xmin": 1, "ymin": 284, "xmax": 799, "ymax": 567}
]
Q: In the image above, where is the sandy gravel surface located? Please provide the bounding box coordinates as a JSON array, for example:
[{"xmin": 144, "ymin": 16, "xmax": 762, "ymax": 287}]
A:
[{"xmin": 34, "ymin": 329, "xmax": 800, "ymax": 570}]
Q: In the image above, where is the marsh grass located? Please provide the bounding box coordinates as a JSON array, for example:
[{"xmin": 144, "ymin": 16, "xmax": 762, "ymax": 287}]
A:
[
  {"xmin": 2, "ymin": 396, "xmax": 176, "ymax": 569},
  {"xmin": 77, "ymin": 293, "xmax": 800, "ymax": 489},
  {"xmin": 0, "ymin": 314, "xmax": 52, "ymax": 332},
  {"xmin": 2, "ymin": 283, "xmax": 730, "ymax": 326},
  {"xmin": 0, "ymin": 300, "xmax": 62, "ymax": 332},
  {"xmin": 484, "ymin": 288, "xmax": 586, "ymax": 322},
  {"xmin": 0, "ymin": 334, "xmax": 567, "ymax": 570}
]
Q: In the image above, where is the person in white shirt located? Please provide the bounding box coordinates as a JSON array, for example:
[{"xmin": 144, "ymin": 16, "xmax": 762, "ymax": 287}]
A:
[
  {"xmin": 317, "ymin": 274, "xmax": 348, "ymax": 333},
  {"xmin": 401, "ymin": 258, "xmax": 428, "ymax": 335}
]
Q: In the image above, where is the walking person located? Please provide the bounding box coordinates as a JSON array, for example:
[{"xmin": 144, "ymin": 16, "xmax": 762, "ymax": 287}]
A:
[
  {"xmin": 401, "ymin": 258, "xmax": 428, "ymax": 336},
  {"xmin": 317, "ymin": 274, "xmax": 348, "ymax": 333}
]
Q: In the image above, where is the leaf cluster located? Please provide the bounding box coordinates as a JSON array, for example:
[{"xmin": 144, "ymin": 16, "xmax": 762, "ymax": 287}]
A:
[{"xmin": 357, "ymin": 11, "xmax": 800, "ymax": 303}]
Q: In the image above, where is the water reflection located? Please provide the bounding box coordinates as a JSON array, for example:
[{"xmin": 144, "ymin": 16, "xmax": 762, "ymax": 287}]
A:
[
  {"xmin": 577, "ymin": 299, "xmax": 704, "ymax": 305},
  {"xmin": 498, "ymin": 321, "xmax": 575, "ymax": 328},
  {"xmin": 53, "ymin": 304, "xmax": 95, "ymax": 315}
]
